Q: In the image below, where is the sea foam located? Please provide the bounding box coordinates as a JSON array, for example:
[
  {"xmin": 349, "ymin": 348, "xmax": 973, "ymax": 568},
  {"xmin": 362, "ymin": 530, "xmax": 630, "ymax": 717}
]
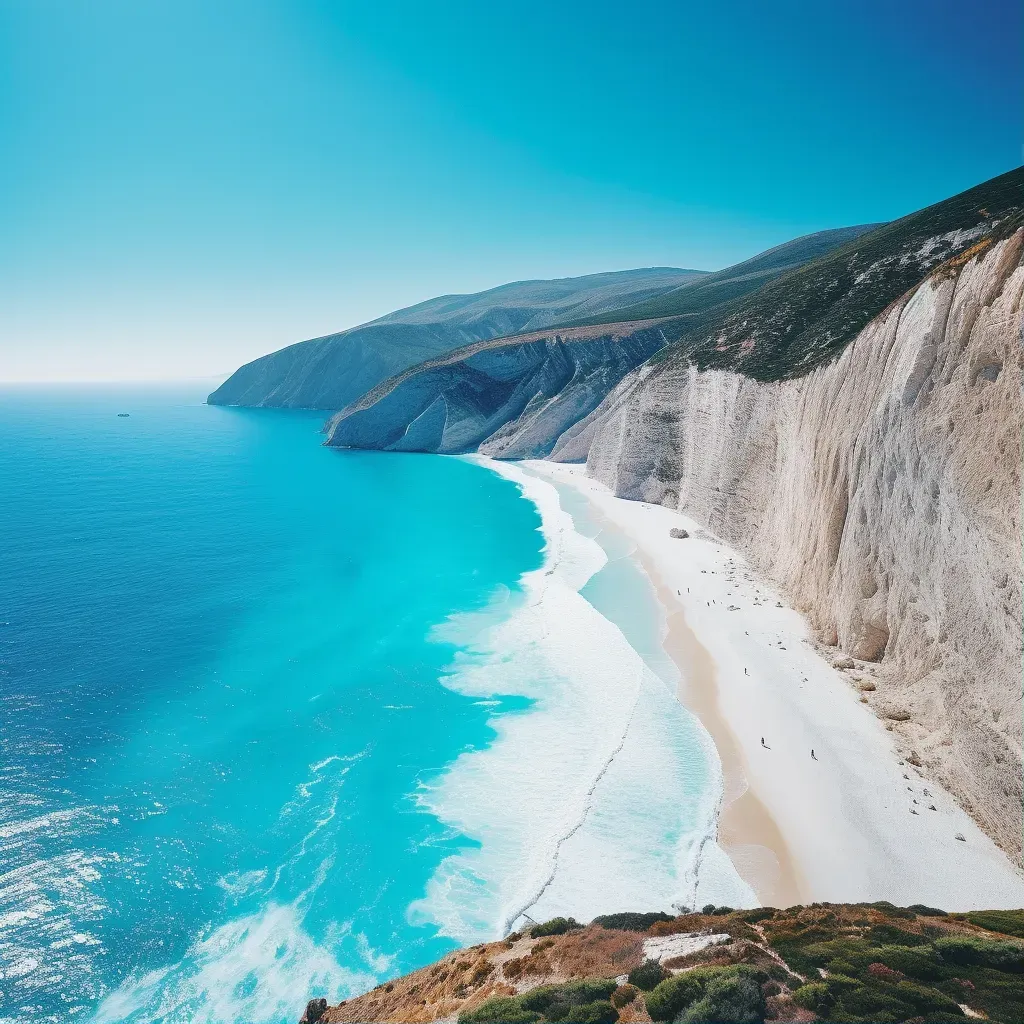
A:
[{"xmin": 410, "ymin": 461, "xmax": 754, "ymax": 945}]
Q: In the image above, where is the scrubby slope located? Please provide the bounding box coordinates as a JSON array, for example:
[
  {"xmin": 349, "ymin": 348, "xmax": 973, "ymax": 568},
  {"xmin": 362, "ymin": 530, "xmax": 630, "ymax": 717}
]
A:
[
  {"xmin": 645, "ymin": 166, "xmax": 1023, "ymax": 382},
  {"xmin": 304, "ymin": 904, "xmax": 1024, "ymax": 1024},
  {"xmin": 554, "ymin": 224, "xmax": 880, "ymax": 329}
]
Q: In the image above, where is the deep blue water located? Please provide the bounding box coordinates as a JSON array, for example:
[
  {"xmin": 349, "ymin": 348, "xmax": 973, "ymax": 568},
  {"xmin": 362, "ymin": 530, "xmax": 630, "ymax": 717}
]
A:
[{"xmin": 0, "ymin": 384, "xmax": 542, "ymax": 1024}]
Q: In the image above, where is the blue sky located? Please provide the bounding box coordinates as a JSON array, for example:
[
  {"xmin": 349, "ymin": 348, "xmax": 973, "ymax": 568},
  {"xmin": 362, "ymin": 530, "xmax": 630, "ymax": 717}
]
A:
[{"xmin": 1, "ymin": 0, "xmax": 1020, "ymax": 381}]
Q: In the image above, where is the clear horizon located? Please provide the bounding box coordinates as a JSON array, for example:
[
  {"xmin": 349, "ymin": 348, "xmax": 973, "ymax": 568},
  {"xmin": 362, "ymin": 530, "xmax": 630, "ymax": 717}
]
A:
[{"xmin": 2, "ymin": 0, "xmax": 1020, "ymax": 382}]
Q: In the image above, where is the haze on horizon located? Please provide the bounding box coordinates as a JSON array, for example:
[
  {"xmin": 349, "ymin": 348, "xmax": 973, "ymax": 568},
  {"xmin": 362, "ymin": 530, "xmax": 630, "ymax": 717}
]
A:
[{"xmin": 1, "ymin": 0, "xmax": 1019, "ymax": 383}]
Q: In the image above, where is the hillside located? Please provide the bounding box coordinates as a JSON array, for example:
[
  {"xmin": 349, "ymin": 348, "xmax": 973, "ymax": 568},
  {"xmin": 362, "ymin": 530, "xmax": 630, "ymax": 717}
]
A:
[
  {"xmin": 206, "ymin": 268, "xmax": 702, "ymax": 410},
  {"xmin": 323, "ymin": 225, "xmax": 875, "ymax": 456},
  {"xmin": 300, "ymin": 903, "xmax": 1024, "ymax": 1024},
  {"xmin": 327, "ymin": 170, "xmax": 1022, "ymax": 459},
  {"xmin": 553, "ymin": 224, "xmax": 880, "ymax": 329},
  {"xmin": 648, "ymin": 166, "xmax": 1023, "ymax": 382}
]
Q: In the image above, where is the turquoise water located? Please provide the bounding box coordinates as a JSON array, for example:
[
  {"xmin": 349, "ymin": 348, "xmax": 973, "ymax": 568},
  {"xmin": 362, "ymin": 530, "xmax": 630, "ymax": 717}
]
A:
[{"xmin": 0, "ymin": 385, "xmax": 542, "ymax": 1024}]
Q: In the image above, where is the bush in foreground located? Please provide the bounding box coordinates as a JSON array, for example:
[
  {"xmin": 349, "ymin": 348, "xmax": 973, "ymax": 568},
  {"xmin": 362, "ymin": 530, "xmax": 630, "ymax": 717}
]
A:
[
  {"xmin": 459, "ymin": 997, "xmax": 540, "ymax": 1024},
  {"xmin": 645, "ymin": 965, "xmax": 766, "ymax": 1022},
  {"xmin": 591, "ymin": 911, "xmax": 674, "ymax": 932},
  {"xmin": 461, "ymin": 979, "xmax": 617, "ymax": 1024},
  {"xmin": 934, "ymin": 935, "xmax": 1024, "ymax": 969},
  {"xmin": 530, "ymin": 917, "xmax": 583, "ymax": 939},
  {"xmin": 626, "ymin": 959, "xmax": 667, "ymax": 991}
]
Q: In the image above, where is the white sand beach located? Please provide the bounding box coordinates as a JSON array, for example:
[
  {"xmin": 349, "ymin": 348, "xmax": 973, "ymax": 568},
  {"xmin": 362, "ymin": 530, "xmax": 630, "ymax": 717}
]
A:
[{"xmin": 519, "ymin": 459, "xmax": 1024, "ymax": 912}]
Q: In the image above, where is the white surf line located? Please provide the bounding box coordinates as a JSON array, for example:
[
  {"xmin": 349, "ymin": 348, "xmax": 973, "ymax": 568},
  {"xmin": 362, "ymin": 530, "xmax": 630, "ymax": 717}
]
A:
[
  {"xmin": 490, "ymin": 457, "xmax": 740, "ymax": 926},
  {"xmin": 501, "ymin": 682, "xmax": 645, "ymax": 935},
  {"xmin": 475, "ymin": 455, "xmax": 649, "ymax": 933},
  {"xmin": 524, "ymin": 462, "xmax": 734, "ymax": 916}
]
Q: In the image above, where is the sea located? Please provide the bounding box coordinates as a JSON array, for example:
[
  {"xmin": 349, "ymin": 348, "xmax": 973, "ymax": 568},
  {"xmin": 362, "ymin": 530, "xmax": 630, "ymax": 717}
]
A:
[{"xmin": 0, "ymin": 384, "xmax": 751, "ymax": 1024}]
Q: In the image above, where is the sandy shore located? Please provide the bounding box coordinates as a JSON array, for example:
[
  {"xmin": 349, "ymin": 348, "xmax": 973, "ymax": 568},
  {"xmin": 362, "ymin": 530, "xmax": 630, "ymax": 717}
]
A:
[{"xmin": 522, "ymin": 460, "xmax": 1024, "ymax": 911}]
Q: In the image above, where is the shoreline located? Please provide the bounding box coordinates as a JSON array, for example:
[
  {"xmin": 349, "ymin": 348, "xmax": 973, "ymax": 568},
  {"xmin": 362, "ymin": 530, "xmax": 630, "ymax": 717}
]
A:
[
  {"xmin": 645, "ymin": 551, "xmax": 804, "ymax": 908},
  {"xmin": 522, "ymin": 460, "xmax": 1024, "ymax": 911},
  {"xmin": 533, "ymin": 468, "xmax": 801, "ymax": 907},
  {"xmin": 429, "ymin": 456, "xmax": 757, "ymax": 941}
]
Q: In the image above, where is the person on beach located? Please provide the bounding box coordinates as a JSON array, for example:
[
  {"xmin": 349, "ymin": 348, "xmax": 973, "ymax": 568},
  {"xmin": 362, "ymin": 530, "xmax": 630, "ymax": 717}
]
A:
[{"xmin": 811, "ymin": 749, "xmax": 817, "ymax": 760}]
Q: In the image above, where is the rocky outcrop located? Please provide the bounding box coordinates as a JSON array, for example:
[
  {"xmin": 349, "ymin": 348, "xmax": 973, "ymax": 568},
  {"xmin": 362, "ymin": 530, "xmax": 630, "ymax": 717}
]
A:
[
  {"xmin": 325, "ymin": 323, "xmax": 669, "ymax": 458},
  {"xmin": 557, "ymin": 230, "xmax": 1024, "ymax": 863}
]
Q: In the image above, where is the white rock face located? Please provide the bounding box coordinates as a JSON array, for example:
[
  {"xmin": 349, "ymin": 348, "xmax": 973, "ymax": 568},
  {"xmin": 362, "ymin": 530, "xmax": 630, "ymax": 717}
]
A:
[
  {"xmin": 554, "ymin": 232, "xmax": 1024, "ymax": 863},
  {"xmin": 643, "ymin": 933, "xmax": 731, "ymax": 964}
]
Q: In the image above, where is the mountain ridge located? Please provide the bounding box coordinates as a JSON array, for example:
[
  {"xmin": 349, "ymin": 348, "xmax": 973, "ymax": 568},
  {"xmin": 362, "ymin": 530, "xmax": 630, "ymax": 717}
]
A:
[{"xmin": 207, "ymin": 267, "xmax": 705, "ymax": 411}]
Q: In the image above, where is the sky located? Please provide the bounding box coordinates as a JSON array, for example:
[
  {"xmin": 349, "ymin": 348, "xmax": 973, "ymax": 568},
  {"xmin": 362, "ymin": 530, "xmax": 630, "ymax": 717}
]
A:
[{"xmin": 1, "ymin": 0, "xmax": 1020, "ymax": 381}]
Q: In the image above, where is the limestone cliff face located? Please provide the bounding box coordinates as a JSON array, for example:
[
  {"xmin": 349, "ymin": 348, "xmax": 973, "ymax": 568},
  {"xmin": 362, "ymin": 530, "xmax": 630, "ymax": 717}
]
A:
[
  {"xmin": 325, "ymin": 325, "xmax": 668, "ymax": 458},
  {"xmin": 555, "ymin": 232, "xmax": 1024, "ymax": 862}
]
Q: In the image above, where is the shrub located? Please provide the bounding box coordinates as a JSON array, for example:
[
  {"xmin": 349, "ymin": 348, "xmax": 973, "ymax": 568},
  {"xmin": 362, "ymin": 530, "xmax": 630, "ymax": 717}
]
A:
[
  {"xmin": 908, "ymin": 904, "xmax": 948, "ymax": 918},
  {"xmin": 645, "ymin": 965, "xmax": 764, "ymax": 1021},
  {"xmin": 459, "ymin": 997, "xmax": 540, "ymax": 1023},
  {"xmin": 738, "ymin": 908, "xmax": 777, "ymax": 924},
  {"xmin": 679, "ymin": 969, "xmax": 765, "ymax": 1024},
  {"xmin": 833, "ymin": 983, "xmax": 917, "ymax": 1019},
  {"xmin": 701, "ymin": 904, "xmax": 716, "ymax": 915},
  {"xmin": 965, "ymin": 909, "xmax": 1024, "ymax": 939},
  {"xmin": 870, "ymin": 944, "xmax": 944, "ymax": 981},
  {"xmin": 801, "ymin": 937, "xmax": 871, "ymax": 967},
  {"xmin": 519, "ymin": 980, "xmax": 617, "ymax": 1014},
  {"xmin": 934, "ymin": 935, "xmax": 1024, "ymax": 970},
  {"xmin": 591, "ymin": 911, "xmax": 674, "ymax": 932},
  {"xmin": 889, "ymin": 980, "xmax": 962, "ymax": 1015},
  {"xmin": 463, "ymin": 980, "xmax": 619, "ymax": 1024},
  {"xmin": 866, "ymin": 901, "xmax": 917, "ymax": 919},
  {"xmin": 646, "ymin": 970, "xmax": 713, "ymax": 1021},
  {"xmin": 530, "ymin": 917, "xmax": 582, "ymax": 938},
  {"xmin": 627, "ymin": 959, "xmax": 667, "ymax": 991},
  {"xmin": 546, "ymin": 1000, "xmax": 617, "ymax": 1023},
  {"xmin": 867, "ymin": 923, "xmax": 930, "ymax": 946},
  {"xmin": 867, "ymin": 962, "xmax": 904, "ymax": 983},
  {"xmin": 611, "ymin": 984, "xmax": 638, "ymax": 1008},
  {"xmin": 792, "ymin": 982, "xmax": 832, "ymax": 1013},
  {"xmin": 825, "ymin": 973, "xmax": 862, "ymax": 993}
]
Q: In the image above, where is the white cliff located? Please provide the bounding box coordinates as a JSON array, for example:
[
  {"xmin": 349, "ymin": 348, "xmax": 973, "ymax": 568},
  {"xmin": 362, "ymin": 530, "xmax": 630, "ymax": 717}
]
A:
[{"xmin": 555, "ymin": 231, "xmax": 1024, "ymax": 863}]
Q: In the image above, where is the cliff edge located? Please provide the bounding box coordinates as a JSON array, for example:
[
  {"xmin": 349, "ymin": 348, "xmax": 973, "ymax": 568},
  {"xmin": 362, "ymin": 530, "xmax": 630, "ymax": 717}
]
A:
[{"xmin": 561, "ymin": 228, "xmax": 1024, "ymax": 864}]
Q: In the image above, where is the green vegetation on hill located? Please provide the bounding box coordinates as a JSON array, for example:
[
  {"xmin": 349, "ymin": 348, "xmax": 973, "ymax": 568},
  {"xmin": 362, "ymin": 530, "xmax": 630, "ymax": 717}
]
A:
[
  {"xmin": 645, "ymin": 166, "xmax": 1024, "ymax": 382},
  {"xmin": 555, "ymin": 225, "xmax": 880, "ymax": 329},
  {"xmin": 530, "ymin": 917, "xmax": 584, "ymax": 938},
  {"xmin": 592, "ymin": 911, "xmax": 675, "ymax": 931},
  {"xmin": 452, "ymin": 902, "xmax": 1024, "ymax": 1024},
  {"xmin": 461, "ymin": 979, "xmax": 619, "ymax": 1023}
]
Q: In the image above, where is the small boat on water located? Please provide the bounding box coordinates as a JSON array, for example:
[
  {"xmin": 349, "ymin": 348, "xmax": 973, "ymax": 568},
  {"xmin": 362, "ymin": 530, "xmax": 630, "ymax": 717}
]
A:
[{"xmin": 117, "ymin": 412, "xmax": 130, "ymax": 417}]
